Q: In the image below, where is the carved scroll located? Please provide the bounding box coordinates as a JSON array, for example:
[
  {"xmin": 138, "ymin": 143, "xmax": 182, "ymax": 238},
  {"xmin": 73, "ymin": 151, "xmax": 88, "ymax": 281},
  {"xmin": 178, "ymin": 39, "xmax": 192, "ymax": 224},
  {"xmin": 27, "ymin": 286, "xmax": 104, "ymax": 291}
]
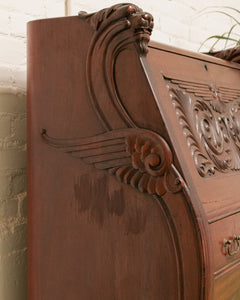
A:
[
  {"xmin": 78, "ymin": 4, "xmax": 154, "ymax": 130},
  {"xmin": 166, "ymin": 77, "xmax": 240, "ymax": 177},
  {"xmin": 42, "ymin": 5, "xmax": 184, "ymax": 197},
  {"xmin": 42, "ymin": 128, "xmax": 183, "ymax": 197}
]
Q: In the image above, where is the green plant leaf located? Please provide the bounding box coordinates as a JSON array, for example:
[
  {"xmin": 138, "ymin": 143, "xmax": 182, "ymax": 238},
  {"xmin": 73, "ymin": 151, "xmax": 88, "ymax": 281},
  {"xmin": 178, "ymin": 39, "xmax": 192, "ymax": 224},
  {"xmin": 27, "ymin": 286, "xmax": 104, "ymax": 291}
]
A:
[
  {"xmin": 197, "ymin": 6, "xmax": 240, "ymax": 51},
  {"xmin": 225, "ymin": 23, "xmax": 238, "ymax": 47},
  {"xmin": 198, "ymin": 6, "xmax": 240, "ymax": 15}
]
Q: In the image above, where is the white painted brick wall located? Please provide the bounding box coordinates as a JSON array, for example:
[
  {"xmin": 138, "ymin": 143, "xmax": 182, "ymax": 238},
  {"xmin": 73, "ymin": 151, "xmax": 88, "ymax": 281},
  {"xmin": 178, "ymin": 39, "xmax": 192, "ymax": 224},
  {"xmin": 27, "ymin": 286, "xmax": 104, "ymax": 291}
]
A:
[
  {"xmin": 0, "ymin": 93, "xmax": 27, "ymax": 300},
  {"xmin": 0, "ymin": 0, "xmax": 239, "ymax": 92},
  {"xmin": 0, "ymin": 0, "xmax": 240, "ymax": 299},
  {"xmin": 71, "ymin": 0, "xmax": 240, "ymax": 53}
]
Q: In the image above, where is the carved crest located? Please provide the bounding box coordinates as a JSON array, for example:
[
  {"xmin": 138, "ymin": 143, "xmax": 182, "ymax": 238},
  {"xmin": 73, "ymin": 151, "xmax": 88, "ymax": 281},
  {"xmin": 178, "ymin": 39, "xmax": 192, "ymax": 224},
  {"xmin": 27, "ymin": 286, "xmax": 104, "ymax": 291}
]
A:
[
  {"xmin": 41, "ymin": 6, "xmax": 184, "ymax": 197},
  {"xmin": 166, "ymin": 77, "xmax": 240, "ymax": 177},
  {"xmin": 78, "ymin": 4, "xmax": 154, "ymax": 131},
  {"xmin": 79, "ymin": 3, "xmax": 154, "ymax": 55},
  {"xmin": 42, "ymin": 128, "xmax": 183, "ymax": 197}
]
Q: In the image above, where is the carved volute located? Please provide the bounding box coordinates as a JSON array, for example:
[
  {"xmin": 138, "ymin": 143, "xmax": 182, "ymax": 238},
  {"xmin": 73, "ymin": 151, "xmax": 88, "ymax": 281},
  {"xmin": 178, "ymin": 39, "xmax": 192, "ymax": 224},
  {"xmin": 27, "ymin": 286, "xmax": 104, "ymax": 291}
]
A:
[
  {"xmin": 165, "ymin": 77, "xmax": 240, "ymax": 177},
  {"xmin": 42, "ymin": 128, "xmax": 183, "ymax": 197},
  {"xmin": 78, "ymin": 4, "xmax": 154, "ymax": 130},
  {"xmin": 42, "ymin": 4, "xmax": 184, "ymax": 198}
]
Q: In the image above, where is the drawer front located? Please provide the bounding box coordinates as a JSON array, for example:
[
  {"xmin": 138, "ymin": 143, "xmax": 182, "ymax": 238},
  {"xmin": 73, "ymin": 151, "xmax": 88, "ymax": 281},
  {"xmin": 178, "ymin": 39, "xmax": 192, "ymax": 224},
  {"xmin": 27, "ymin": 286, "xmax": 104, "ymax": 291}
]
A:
[
  {"xmin": 213, "ymin": 261, "xmax": 240, "ymax": 300},
  {"xmin": 210, "ymin": 212, "xmax": 240, "ymax": 273}
]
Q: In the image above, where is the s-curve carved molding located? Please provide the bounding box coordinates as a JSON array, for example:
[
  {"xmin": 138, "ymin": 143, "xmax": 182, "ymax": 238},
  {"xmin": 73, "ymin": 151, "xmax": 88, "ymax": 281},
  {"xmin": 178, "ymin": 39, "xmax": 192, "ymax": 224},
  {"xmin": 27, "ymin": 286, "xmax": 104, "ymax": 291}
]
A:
[
  {"xmin": 78, "ymin": 4, "xmax": 154, "ymax": 131},
  {"xmin": 42, "ymin": 128, "xmax": 183, "ymax": 197},
  {"xmin": 165, "ymin": 77, "xmax": 240, "ymax": 177}
]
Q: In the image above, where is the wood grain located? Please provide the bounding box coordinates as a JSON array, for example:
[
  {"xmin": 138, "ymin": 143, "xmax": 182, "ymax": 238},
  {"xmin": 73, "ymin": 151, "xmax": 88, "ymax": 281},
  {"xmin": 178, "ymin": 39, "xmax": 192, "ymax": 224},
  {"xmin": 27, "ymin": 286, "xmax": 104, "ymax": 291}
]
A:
[{"xmin": 28, "ymin": 3, "xmax": 240, "ymax": 299}]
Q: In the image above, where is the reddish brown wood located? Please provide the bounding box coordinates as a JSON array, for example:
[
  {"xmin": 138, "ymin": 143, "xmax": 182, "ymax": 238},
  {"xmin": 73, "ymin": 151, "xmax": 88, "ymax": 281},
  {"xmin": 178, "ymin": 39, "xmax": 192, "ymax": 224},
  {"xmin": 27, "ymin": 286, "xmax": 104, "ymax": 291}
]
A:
[
  {"xmin": 207, "ymin": 46, "xmax": 240, "ymax": 63},
  {"xmin": 28, "ymin": 3, "xmax": 240, "ymax": 300},
  {"xmin": 42, "ymin": 128, "xmax": 183, "ymax": 197}
]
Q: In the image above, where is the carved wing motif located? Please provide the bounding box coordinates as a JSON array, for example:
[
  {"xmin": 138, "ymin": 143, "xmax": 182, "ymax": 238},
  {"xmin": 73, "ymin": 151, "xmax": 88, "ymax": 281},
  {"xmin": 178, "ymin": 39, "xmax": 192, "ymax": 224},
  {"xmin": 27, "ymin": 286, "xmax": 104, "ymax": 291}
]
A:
[
  {"xmin": 42, "ymin": 128, "xmax": 183, "ymax": 196},
  {"xmin": 169, "ymin": 78, "xmax": 240, "ymax": 114},
  {"xmin": 165, "ymin": 77, "xmax": 240, "ymax": 177}
]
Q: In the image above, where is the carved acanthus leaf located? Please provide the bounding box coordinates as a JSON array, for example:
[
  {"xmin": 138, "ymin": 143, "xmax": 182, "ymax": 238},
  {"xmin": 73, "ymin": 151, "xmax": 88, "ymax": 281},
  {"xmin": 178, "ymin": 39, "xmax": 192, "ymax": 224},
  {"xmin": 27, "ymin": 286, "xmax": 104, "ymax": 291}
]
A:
[
  {"xmin": 77, "ymin": 4, "xmax": 154, "ymax": 131},
  {"xmin": 78, "ymin": 3, "xmax": 154, "ymax": 55},
  {"xmin": 42, "ymin": 128, "xmax": 183, "ymax": 197},
  {"xmin": 166, "ymin": 77, "xmax": 240, "ymax": 177}
]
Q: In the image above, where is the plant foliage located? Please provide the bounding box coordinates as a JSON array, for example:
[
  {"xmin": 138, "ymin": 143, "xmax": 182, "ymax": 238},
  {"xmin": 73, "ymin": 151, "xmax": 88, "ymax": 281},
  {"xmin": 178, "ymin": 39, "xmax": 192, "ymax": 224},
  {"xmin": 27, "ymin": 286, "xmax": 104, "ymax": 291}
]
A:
[{"xmin": 198, "ymin": 6, "xmax": 240, "ymax": 51}]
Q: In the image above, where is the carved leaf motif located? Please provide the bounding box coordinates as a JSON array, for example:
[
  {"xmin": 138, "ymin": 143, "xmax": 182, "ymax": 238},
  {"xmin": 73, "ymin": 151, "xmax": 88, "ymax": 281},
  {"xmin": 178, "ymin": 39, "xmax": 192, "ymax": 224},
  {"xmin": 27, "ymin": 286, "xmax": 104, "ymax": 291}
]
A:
[
  {"xmin": 167, "ymin": 77, "xmax": 240, "ymax": 176},
  {"xmin": 42, "ymin": 128, "xmax": 183, "ymax": 196},
  {"xmin": 227, "ymin": 101, "xmax": 240, "ymax": 150},
  {"xmin": 169, "ymin": 88, "xmax": 216, "ymax": 177},
  {"xmin": 77, "ymin": 4, "xmax": 154, "ymax": 132},
  {"xmin": 79, "ymin": 3, "xmax": 154, "ymax": 55},
  {"xmin": 169, "ymin": 78, "xmax": 240, "ymax": 114}
]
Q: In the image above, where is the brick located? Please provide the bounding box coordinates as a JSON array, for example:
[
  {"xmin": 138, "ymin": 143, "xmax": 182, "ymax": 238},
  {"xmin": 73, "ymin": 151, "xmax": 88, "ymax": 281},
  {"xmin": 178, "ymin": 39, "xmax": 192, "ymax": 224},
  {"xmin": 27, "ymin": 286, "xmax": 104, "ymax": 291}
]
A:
[
  {"xmin": 11, "ymin": 172, "xmax": 27, "ymax": 197},
  {"xmin": 1, "ymin": 139, "xmax": 26, "ymax": 151},
  {"xmin": 0, "ymin": 150, "xmax": 26, "ymax": 169},
  {"xmin": 18, "ymin": 194, "xmax": 27, "ymax": 217},
  {"xmin": 0, "ymin": 65, "xmax": 12, "ymax": 90},
  {"xmin": 159, "ymin": 15, "xmax": 189, "ymax": 40},
  {"xmin": 13, "ymin": 118, "xmax": 26, "ymax": 141},
  {"xmin": 0, "ymin": 249, "xmax": 27, "ymax": 300},
  {"xmin": 10, "ymin": 12, "xmax": 33, "ymax": 38},
  {"xmin": 172, "ymin": 37, "xmax": 200, "ymax": 52},
  {"xmin": 0, "ymin": 35, "xmax": 26, "ymax": 66},
  {"xmin": 0, "ymin": 65, "xmax": 26, "ymax": 93},
  {"xmin": 70, "ymin": 1, "xmax": 102, "ymax": 14},
  {"xmin": 0, "ymin": 10, "xmax": 11, "ymax": 35},
  {"xmin": 0, "ymin": 198, "xmax": 18, "ymax": 219},
  {"xmin": 0, "ymin": 0, "xmax": 46, "ymax": 16},
  {"xmin": 0, "ymin": 94, "xmax": 26, "ymax": 114},
  {"xmin": 44, "ymin": 0, "xmax": 65, "ymax": 18},
  {"xmin": 0, "ymin": 223, "xmax": 27, "ymax": 256},
  {"xmin": 0, "ymin": 173, "xmax": 11, "ymax": 197},
  {"xmin": 0, "ymin": 115, "xmax": 11, "ymax": 138},
  {"xmin": 11, "ymin": 66, "xmax": 27, "ymax": 91},
  {"xmin": 150, "ymin": 0, "xmax": 193, "ymax": 21},
  {"xmin": 151, "ymin": 30, "xmax": 172, "ymax": 45}
]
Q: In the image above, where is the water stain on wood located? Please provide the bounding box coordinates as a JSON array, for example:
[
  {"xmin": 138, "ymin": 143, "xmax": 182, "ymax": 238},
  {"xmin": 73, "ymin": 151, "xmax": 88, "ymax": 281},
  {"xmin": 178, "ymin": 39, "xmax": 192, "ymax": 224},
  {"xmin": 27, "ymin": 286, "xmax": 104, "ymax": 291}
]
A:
[
  {"xmin": 74, "ymin": 174, "xmax": 125, "ymax": 226},
  {"xmin": 73, "ymin": 173, "xmax": 147, "ymax": 234}
]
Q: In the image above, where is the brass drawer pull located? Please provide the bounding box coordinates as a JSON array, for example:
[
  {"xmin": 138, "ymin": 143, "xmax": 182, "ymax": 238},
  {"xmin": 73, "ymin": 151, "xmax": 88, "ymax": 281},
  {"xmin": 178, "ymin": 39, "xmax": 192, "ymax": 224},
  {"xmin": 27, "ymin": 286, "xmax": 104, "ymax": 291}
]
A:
[{"xmin": 223, "ymin": 235, "xmax": 240, "ymax": 256}]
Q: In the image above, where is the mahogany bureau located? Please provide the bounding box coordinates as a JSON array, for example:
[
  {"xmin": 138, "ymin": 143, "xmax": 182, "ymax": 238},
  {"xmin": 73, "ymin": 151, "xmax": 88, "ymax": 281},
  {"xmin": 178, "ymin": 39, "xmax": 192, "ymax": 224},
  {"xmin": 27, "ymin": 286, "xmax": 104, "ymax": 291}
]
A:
[{"xmin": 27, "ymin": 3, "xmax": 240, "ymax": 299}]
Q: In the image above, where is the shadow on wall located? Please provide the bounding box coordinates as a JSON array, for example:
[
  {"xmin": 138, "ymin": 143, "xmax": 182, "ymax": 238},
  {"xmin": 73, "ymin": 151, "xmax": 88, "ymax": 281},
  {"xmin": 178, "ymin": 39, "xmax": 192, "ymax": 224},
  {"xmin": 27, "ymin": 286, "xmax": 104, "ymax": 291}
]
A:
[{"xmin": 0, "ymin": 93, "xmax": 27, "ymax": 300}]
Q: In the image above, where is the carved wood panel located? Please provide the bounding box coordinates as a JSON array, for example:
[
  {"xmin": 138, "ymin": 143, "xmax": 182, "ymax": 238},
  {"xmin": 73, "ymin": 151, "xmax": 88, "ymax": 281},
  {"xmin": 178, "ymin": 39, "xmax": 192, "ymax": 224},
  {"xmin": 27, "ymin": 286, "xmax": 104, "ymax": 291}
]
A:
[
  {"xmin": 42, "ymin": 128, "xmax": 183, "ymax": 197},
  {"xmin": 78, "ymin": 3, "xmax": 154, "ymax": 131},
  {"xmin": 41, "ymin": 4, "xmax": 185, "ymax": 198},
  {"xmin": 165, "ymin": 76, "xmax": 240, "ymax": 177}
]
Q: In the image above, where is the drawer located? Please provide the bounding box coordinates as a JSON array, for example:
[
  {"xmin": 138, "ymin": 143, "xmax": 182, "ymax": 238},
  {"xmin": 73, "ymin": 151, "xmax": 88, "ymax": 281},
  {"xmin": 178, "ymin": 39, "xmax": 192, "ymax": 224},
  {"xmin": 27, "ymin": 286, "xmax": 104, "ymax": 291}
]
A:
[
  {"xmin": 213, "ymin": 261, "xmax": 240, "ymax": 300},
  {"xmin": 210, "ymin": 212, "xmax": 240, "ymax": 273}
]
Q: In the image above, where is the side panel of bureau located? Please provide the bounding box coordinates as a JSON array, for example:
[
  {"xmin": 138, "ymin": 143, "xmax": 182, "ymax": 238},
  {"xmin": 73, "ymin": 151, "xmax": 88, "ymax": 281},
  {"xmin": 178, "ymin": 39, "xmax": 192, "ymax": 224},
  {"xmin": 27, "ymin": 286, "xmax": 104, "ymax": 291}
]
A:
[
  {"xmin": 28, "ymin": 150, "xmax": 182, "ymax": 299},
  {"xmin": 28, "ymin": 5, "xmax": 240, "ymax": 298},
  {"xmin": 27, "ymin": 15, "xmax": 184, "ymax": 300}
]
